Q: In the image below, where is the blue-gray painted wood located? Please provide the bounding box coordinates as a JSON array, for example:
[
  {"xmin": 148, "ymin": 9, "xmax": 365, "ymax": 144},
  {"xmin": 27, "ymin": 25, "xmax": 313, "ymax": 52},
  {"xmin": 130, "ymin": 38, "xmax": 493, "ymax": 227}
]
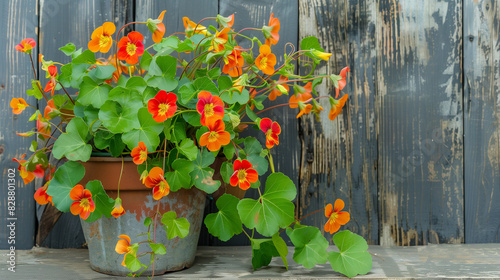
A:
[
  {"xmin": 376, "ymin": 0, "xmax": 464, "ymax": 245},
  {"xmin": 464, "ymin": 0, "xmax": 500, "ymax": 243},
  {"xmin": 37, "ymin": 0, "xmax": 132, "ymax": 248},
  {"xmin": 0, "ymin": 0, "xmax": 38, "ymax": 250},
  {"xmin": 297, "ymin": 0, "xmax": 379, "ymax": 245}
]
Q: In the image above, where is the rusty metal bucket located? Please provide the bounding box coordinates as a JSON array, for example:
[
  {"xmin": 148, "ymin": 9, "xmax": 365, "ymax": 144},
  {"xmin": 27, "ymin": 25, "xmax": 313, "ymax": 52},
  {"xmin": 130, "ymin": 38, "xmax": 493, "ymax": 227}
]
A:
[{"xmin": 79, "ymin": 157, "xmax": 206, "ymax": 276}]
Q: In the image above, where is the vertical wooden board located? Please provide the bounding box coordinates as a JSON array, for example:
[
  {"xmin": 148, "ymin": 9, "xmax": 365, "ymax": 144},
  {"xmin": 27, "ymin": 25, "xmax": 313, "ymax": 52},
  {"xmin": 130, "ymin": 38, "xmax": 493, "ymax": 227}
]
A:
[
  {"xmin": 297, "ymin": 0, "xmax": 379, "ymax": 244},
  {"xmin": 377, "ymin": 0, "xmax": 463, "ymax": 245},
  {"xmin": 37, "ymin": 0, "xmax": 131, "ymax": 248},
  {"xmin": 464, "ymin": 0, "xmax": 500, "ymax": 243},
  {"xmin": 135, "ymin": 0, "xmax": 218, "ymax": 47},
  {"xmin": 0, "ymin": 0, "xmax": 38, "ymax": 250}
]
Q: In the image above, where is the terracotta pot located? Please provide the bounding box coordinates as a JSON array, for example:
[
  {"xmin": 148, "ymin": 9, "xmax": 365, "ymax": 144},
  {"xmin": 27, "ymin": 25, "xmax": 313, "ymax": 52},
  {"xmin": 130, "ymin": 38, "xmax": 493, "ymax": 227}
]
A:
[{"xmin": 79, "ymin": 157, "xmax": 206, "ymax": 276}]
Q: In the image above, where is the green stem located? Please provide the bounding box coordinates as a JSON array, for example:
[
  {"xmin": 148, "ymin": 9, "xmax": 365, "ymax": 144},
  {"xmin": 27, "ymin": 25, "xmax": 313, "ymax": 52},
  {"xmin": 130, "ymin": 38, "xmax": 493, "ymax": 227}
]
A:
[{"xmin": 267, "ymin": 152, "xmax": 275, "ymax": 173}]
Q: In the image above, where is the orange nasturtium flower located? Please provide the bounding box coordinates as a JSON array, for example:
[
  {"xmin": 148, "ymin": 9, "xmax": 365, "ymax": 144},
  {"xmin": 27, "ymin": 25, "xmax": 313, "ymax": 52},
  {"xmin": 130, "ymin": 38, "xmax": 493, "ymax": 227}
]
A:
[
  {"xmin": 15, "ymin": 38, "xmax": 36, "ymax": 53},
  {"xmin": 263, "ymin": 13, "xmax": 280, "ymax": 46},
  {"xmin": 115, "ymin": 235, "xmax": 137, "ymax": 267},
  {"xmin": 335, "ymin": 66, "xmax": 350, "ymax": 98},
  {"xmin": 88, "ymin": 22, "xmax": 116, "ymax": 53},
  {"xmin": 183, "ymin": 17, "xmax": 208, "ymax": 37},
  {"xmin": 10, "ymin": 98, "xmax": 29, "ymax": 115},
  {"xmin": 144, "ymin": 167, "xmax": 170, "ymax": 200},
  {"xmin": 131, "ymin": 141, "xmax": 148, "ymax": 165},
  {"xmin": 12, "ymin": 157, "xmax": 35, "ymax": 185},
  {"xmin": 111, "ymin": 198, "xmax": 125, "ymax": 218},
  {"xmin": 199, "ymin": 119, "xmax": 231, "ymax": 152},
  {"xmin": 147, "ymin": 90, "xmax": 178, "ymax": 122},
  {"xmin": 147, "ymin": 10, "xmax": 166, "ymax": 43},
  {"xmin": 324, "ymin": 199, "xmax": 350, "ymax": 234},
  {"xmin": 289, "ymin": 82, "xmax": 313, "ymax": 108},
  {"xmin": 37, "ymin": 114, "xmax": 51, "ymax": 140},
  {"xmin": 196, "ymin": 91, "xmax": 224, "ymax": 126},
  {"xmin": 211, "ymin": 27, "xmax": 231, "ymax": 52},
  {"xmin": 329, "ymin": 94, "xmax": 348, "ymax": 121},
  {"xmin": 269, "ymin": 75, "xmax": 289, "ymax": 101},
  {"xmin": 229, "ymin": 159, "xmax": 258, "ymax": 190},
  {"xmin": 259, "ymin": 118, "xmax": 281, "ymax": 149},
  {"xmin": 255, "ymin": 44, "xmax": 276, "ymax": 75},
  {"xmin": 34, "ymin": 182, "xmax": 53, "ymax": 206},
  {"xmin": 44, "ymin": 99, "xmax": 57, "ymax": 120},
  {"xmin": 296, "ymin": 101, "xmax": 313, "ymax": 118},
  {"xmin": 117, "ymin": 31, "xmax": 144, "ymax": 65},
  {"xmin": 222, "ymin": 48, "xmax": 244, "ymax": 77},
  {"xmin": 70, "ymin": 184, "xmax": 96, "ymax": 220}
]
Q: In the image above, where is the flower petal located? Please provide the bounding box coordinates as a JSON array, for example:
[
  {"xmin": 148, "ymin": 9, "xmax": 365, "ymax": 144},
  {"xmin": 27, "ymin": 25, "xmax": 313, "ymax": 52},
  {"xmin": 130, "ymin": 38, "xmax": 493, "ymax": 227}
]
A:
[{"xmin": 334, "ymin": 199, "xmax": 345, "ymax": 212}]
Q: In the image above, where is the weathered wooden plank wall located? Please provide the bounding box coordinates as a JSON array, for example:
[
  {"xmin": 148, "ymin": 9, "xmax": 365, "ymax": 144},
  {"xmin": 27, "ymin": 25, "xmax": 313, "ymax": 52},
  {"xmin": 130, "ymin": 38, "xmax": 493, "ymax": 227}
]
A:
[
  {"xmin": 0, "ymin": 0, "xmax": 37, "ymax": 250},
  {"xmin": 2, "ymin": 0, "xmax": 499, "ymax": 249},
  {"xmin": 464, "ymin": 0, "xmax": 500, "ymax": 243}
]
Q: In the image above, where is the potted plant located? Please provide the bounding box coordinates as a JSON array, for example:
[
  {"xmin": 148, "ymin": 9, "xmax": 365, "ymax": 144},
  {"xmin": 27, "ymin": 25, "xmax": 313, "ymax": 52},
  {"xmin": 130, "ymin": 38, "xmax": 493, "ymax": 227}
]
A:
[{"xmin": 11, "ymin": 10, "xmax": 372, "ymax": 278}]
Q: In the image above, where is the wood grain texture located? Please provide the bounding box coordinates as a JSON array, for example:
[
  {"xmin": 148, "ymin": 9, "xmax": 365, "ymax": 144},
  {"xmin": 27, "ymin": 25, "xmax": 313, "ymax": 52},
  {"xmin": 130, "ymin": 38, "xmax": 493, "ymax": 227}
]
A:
[
  {"xmin": 37, "ymin": 0, "xmax": 132, "ymax": 248},
  {"xmin": 297, "ymin": 0, "xmax": 379, "ymax": 245},
  {"xmin": 0, "ymin": 0, "xmax": 38, "ymax": 250},
  {"xmin": 376, "ymin": 0, "xmax": 464, "ymax": 245},
  {"xmin": 464, "ymin": 0, "xmax": 500, "ymax": 243}
]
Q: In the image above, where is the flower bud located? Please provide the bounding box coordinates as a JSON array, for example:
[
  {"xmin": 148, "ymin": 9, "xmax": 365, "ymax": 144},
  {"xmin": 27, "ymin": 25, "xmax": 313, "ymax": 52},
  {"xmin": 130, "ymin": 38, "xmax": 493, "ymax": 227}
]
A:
[{"xmin": 311, "ymin": 49, "xmax": 332, "ymax": 61}]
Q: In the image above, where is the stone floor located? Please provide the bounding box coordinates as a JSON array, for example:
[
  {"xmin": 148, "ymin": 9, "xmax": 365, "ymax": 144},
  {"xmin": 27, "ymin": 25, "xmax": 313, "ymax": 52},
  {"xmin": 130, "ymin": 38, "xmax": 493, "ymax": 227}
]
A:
[{"xmin": 1, "ymin": 244, "xmax": 500, "ymax": 279}]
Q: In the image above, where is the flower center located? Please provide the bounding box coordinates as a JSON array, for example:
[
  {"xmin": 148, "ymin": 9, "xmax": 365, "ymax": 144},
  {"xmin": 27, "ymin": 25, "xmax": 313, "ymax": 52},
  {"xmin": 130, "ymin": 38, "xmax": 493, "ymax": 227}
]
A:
[
  {"xmin": 208, "ymin": 131, "xmax": 219, "ymax": 142},
  {"xmin": 266, "ymin": 129, "xmax": 273, "ymax": 138},
  {"xmin": 126, "ymin": 42, "xmax": 137, "ymax": 56},
  {"xmin": 99, "ymin": 35, "xmax": 111, "ymax": 47},
  {"xmin": 80, "ymin": 198, "xmax": 91, "ymax": 211},
  {"xmin": 158, "ymin": 103, "xmax": 170, "ymax": 116},
  {"xmin": 159, "ymin": 180, "xmax": 167, "ymax": 193},
  {"xmin": 329, "ymin": 212, "xmax": 338, "ymax": 223},
  {"xmin": 17, "ymin": 103, "xmax": 27, "ymax": 111},
  {"xmin": 260, "ymin": 56, "xmax": 268, "ymax": 68},
  {"xmin": 204, "ymin": 103, "xmax": 215, "ymax": 117},
  {"xmin": 237, "ymin": 169, "xmax": 247, "ymax": 181},
  {"xmin": 139, "ymin": 150, "xmax": 147, "ymax": 160}
]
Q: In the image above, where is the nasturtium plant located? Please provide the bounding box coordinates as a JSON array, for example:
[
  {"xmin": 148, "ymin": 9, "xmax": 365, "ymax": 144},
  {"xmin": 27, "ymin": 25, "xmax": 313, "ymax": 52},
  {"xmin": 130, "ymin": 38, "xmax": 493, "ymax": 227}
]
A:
[{"xmin": 13, "ymin": 8, "xmax": 369, "ymax": 278}]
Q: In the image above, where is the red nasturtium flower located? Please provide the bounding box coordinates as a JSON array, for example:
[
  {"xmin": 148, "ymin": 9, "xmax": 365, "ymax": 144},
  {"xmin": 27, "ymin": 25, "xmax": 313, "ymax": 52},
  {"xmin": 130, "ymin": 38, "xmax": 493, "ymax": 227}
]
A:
[
  {"xmin": 324, "ymin": 199, "xmax": 350, "ymax": 234},
  {"xmin": 289, "ymin": 82, "xmax": 313, "ymax": 108},
  {"xmin": 211, "ymin": 27, "xmax": 231, "ymax": 52},
  {"xmin": 117, "ymin": 31, "xmax": 144, "ymax": 65},
  {"xmin": 33, "ymin": 164, "xmax": 45, "ymax": 178},
  {"xmin": 335, "ymin": 66, "xmax": 350, "ymax": 98},
  {"xmin": 34, "ymin": 182, "xmax": 53, "ymax": 206},
  {"xmin": 131, "ymin": 141, "xmax": 148, "ymax": 165},
  {"xmin": 115, "ymin": 234, "xmax": 136, "ymax": 267},
  {"xmin": 269, "ymin": 75, "xmax": 289, "ymax": 101},
  {"xmin": 329, "ymin": 94, "xmax": 348, "ymax": 121},
  {"xmin": 111, "ymin": 198, "xmax": 125, "ymax": 218},
  {"xmin": 15, "ymin": 38, "xmax": 36, "ymax": 53},
  {"xmin": 255, "ymin": 44, "xmax": 276, "ymax": 75},
  {"xmin": 259, "ymin": 118, "xmax": 281, "ymax": 149},
  {"xmin": 12, "ymin": 157, "xmax": 35, "ymax": 185},
  {"xmin": 199, "ymin": 119, "xmax": 231, "ymax": 152},
  {"xmin": 144, "ymin": 167, "xmax": 170, "ymax": 200},
  {"xmin": 88, "ymin": 22, "xmax": 116, "ymax": 53},
  {"xmin": 222, "ymin": 48, "xmax": 244, "ymax": 77},
  {"xmin": 70, "ymin": 184, "xmax": 96, "ymax": 220},
  {"xmin": 183, "ymin": 17, "xmax": 208, "ymax": 37},
  {"xmin": 230, "ymin": 159, "xmax": 258, "ymax": 190},
  {"xmin": 197, "ymin": 91, "xmax": 224, "ymax": 126},
  {"xmin": 10, "ymin": 98, "xmax": 29, "ymax": 115},
  {"xmin": 264, "ymin": 13, "xmax": 280, "ymax": 46},
  {"xmin": 147, "ymin": 90, "xmax": 178, "ymax": 122}
]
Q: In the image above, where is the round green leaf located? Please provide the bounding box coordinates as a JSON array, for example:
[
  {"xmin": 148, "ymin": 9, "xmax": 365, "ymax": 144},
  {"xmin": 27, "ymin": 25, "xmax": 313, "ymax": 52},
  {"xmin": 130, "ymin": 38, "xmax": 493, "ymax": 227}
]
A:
[
  {"xmin": 286, "ymin": 225, "xmax": 329, "ymax": 269},
  {"xmin": 204, "ymin": 194, "xmax": 242, "ymax": 241},
  {"xmin": 161, "ymin": 211, "xmax": 190, "ymax": 239},
  {"xmin": 328, "ymin": 230, "xmax": 372, "ymax": 278},
  {"xmin": 46, "ymin": 161, "xmax": 85, "ymax": 212},
  {"xmin": 52, "ymin": 117, "xmax": 92, "ymax": 162}
]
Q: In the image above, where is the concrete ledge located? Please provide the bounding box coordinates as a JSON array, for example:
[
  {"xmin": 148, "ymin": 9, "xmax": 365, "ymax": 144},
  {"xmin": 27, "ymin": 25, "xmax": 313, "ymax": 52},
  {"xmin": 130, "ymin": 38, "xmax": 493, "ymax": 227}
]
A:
[{"xmin": 1, "ymin": 244, "xmax": 500, "ymax": 279}]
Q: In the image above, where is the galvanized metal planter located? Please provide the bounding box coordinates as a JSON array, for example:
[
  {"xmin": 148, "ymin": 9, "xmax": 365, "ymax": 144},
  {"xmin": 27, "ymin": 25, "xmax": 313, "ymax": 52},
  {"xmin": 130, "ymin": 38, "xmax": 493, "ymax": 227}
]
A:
[{"xmin": 79, "ymin": 157, "xmax": 206, "ymax": 276}]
